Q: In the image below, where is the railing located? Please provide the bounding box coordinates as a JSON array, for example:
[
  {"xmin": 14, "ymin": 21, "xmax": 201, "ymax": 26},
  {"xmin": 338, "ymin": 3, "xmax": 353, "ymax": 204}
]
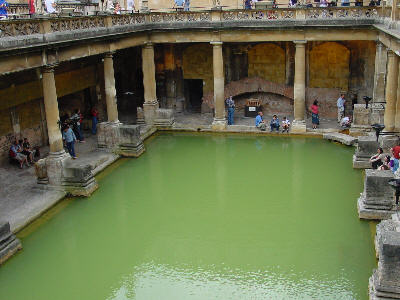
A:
[{"xmin": 0, "ymin": 7, "xmax": 383, "ymax": 38}]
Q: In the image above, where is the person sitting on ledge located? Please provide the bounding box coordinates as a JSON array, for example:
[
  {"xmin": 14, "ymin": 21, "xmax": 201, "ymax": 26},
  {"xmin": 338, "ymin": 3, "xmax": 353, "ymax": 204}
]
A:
[
  {"xmin": 379, "ymin": 155, "xmax": 391, "ymax": 171},
  {"xmin": 19, "ymin": 139, "xmax": 34, "ymax": 164},
  {"xmin": 270, "ymin": 115, "xmax": 280, "ymax": 132},
  {"xmin": 282, "ymin": 117, "xmax": 290, "ymax": 133},
  {"xmin": 340, "ymin": 115, "xmax": 351, "ymax": 128},
  {"xmin": 255, "ymin": 111, "xmax": 266, "ymax": 131},
  {"xmin": 390, "ymin": 148, "xmax": 400, "ymax": 173},
  {"xmin": 9, "ymin": 140, "xmax": 29, "ymax": 169},
  {"xmin": 370, "ymin": 147, "xmax": 384, "ymax": 169}
]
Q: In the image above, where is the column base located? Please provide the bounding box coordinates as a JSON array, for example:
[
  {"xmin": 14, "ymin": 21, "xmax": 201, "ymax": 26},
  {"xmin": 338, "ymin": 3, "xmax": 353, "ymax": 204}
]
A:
[
  {"xmin": 136, "ymin": 107, "xmax": 145, "ymax": 124},
  {"xmin": 175, "ymin": 97, "xmax": 185, "ymax": 113},
  {"xmin": 45, "ymin": 150, "xmax": 69, "ymax": 186},
  {"xmin": 143, "ymin": 100, "xmax": 159, "ymax": 125},
  {"xmin": 291, "ymin": 120, "xmax": 306, "ymax": 133},
  {"xmin": 211, "ymin": 118, "xmax": 227, "ymax": 131},
  {"xmin": 154, "ymin": 108, "xmax": 175, "ymax": 128}
]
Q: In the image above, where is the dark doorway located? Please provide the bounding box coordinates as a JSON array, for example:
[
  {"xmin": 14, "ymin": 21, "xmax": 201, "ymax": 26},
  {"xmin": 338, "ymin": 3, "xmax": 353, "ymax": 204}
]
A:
[{"xmin": 184, "ymin": 79, "xmax": 203, "ymax": 113}]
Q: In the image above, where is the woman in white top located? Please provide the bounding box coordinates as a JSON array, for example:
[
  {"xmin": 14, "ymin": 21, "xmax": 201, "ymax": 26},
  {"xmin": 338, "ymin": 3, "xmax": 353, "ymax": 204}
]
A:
[{"xmin": 45, "ymin": 0, "xmax": 56, "ymax": 13}]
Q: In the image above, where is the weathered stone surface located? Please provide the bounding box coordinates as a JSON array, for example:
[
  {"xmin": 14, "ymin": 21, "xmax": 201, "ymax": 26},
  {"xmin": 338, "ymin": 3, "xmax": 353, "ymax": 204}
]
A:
[
  {"xmin": 358, "ymin": 169, "xmax": 396, "ymax": 220},
  {"xmin": 136, "ymin": 107, "xmax": 145, "ymax": 124},
  {"xmin": 353, "ymin": 104, "xmax": 371, "ymax": 126},
  {"xmin": 62, "ymin": 163, "xmax": 98, "ymax": 197},
  {"xmin": 0, "ymin": 222, "xmax": 22, "ymax": 265},
  {"xmin": 353, "ymin": 135, "xmax": 379, "ymax": 169},
  {"xmin": 34, "ymin": 158, "xmax": 48, "ymax": 184},
  {"xmin": 97, "ymin": 122, "xmax": 145, "ymax": 157},
  {"xmin": 291, "ymin": 120, "xmax": 306, "ymax": 133},
  {"xmin": 371, "ymin": 103, "xmax": 385, "ymax": 125},
  {"xmin": 154, "ymin": 108, "xmax": 175, "ymax": 128},
  {"xmin": 380, "ymin": 135, "xmax": 399, "ymax": 153},
  {"xmin": 323, "ymin": 132, "xmax": 357, "ymax": 146},
  {"xmin": 370, "ymin": 215, "xmax": 400, "ymax": 299}
]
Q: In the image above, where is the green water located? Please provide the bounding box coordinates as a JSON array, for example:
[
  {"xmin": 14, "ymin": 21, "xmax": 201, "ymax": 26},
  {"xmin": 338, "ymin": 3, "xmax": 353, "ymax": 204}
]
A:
[{"xmin": 0, "ymin": 133, "xmax": 376, "ymax": 300}]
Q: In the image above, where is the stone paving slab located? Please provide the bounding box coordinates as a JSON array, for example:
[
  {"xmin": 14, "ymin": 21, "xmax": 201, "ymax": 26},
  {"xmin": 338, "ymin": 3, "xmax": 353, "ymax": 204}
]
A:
[{"xmin": 323, "ymin": 132, "xmax": 358, "ymax": 146}]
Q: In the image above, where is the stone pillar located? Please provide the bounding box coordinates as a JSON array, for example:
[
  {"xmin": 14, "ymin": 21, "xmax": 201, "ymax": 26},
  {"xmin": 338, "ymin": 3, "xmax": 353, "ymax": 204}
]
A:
[
  {"xmin": 175, "ymin": 46, "xmax": 185, "ymax": 113},
  {"xmin": 373, "ymin": 42, "xmax": 388, "ymax": 103},
  {"xmin": 104, "ymin": 52, "xmax": 119, "ymax": 123},
  {"xmin": 384, "ymin": 50, "xmax": 399, "ymax": 132},
  {"xmin": 140, "ymin": 0, "xmax": 149, "ymax": 12},
  {"xmin": 211, "ymin": 41, "xmax": 227, "ymax": 130},
  {"xmin": 142, "ymin": 42, "xmax": 159, "ymax": 125},
  {"xmin": 395, "ymin": 60, "xmax": 400, "ymax": 131},
  {"xmin": 164, "ymin": 44, "xmax": 176, "ymax": 109},
  {"xmin": 42, "ymin": 65, "xmax": 64, "ymax": 154},
  {"xmin": 292, "ymin": 41, "xmax": 307, "ymax": 133},
  {"xmin": 392, "ymin": 0, "xmax": 398, "ymax": 22}
]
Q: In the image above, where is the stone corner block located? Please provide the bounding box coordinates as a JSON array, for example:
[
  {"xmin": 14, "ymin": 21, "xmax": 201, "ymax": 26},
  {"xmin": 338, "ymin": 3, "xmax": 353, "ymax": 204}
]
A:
[
  {"xmin": 0, "ymin": 222, "xmax": 22, "ymax": 265},
  {"xmin": 353, "ymin": 135, "xmax": 379, "ymax": 169},
  {"xmin": 211, "ymin": 118, "xmax": 227, "ymax": 131},
  {"xmin": 154, "ymin": 108, "xmax": 175, "ymax": 128},
  {"xmin": 290, "ymin": 120, "xmax": 306, "ymax": 134},
  {"xmin": 323, "ymin": 132, "xmax": 357, "ymax": 146}
]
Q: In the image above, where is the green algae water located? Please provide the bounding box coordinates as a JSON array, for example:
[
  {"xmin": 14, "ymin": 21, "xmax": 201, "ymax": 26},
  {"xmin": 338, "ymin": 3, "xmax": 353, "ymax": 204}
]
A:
[{"xmin": 0, "ymin": 133, "xmax": 376, "ymax": 300}]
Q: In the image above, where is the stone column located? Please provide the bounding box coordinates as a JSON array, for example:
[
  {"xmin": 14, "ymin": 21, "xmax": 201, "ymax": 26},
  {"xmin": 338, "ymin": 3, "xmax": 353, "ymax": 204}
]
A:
[
  {"xmin": 373, "ymin": 42, "xmax": 388, "ymax": 103},
  {"xmin": 211, "ymin": 41, "xmax": 227, "ymax": 130},
  {"xmin": 395, "ymin": 60, "xmax": 400, "ymax": 131},
  {"xmin": 384, "ymin": 50, "xmax": 399, "ymax": 132},
  {"xmin": 292, "ymin": 41, "xmax": 307, "ymax": 133},
  {"xmin": 392, "ymin": 0, "xmax": 398, "ymax": 22},
  {"xmin": 42, "ymin": 65, "xmax": 64, "ymax": 154},
  {"xmin": 104, "ymin": 52, "xmax": 119, "ymax": 123},
  {"xmin": 142, "ymin": 42, "xmax": 159, "ymax": 125},
  {"xmin": 175, "ymin": 46, "xmax": 185, "ymax": 113}
]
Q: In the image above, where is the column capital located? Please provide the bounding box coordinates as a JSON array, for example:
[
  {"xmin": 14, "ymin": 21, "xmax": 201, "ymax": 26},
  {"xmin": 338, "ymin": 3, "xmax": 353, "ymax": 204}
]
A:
[
  {"xmin": 294, "ymin": 40, "xmax": 307, "ymax": 46},
  {"xmin": 210, "ymin": 41, "xmax": 223, "ymax": 47},
  {"xmin": 387, "ymin": 50, "xmax": 398, "ymax": 58},
  {"xmin": 104, "ymin": 51, "xmax": 115, "ymax": 59},
  {"xmin": 143, "ymin": 42, "xmax": 154, "ymax": 49},
  {"xmin": 42, "ymin": 64, "xmax": 58, "ymax": 73}
]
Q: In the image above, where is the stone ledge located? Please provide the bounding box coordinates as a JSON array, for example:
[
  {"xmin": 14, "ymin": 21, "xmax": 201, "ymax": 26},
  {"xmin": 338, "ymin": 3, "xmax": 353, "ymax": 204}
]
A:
[{"xmin": 323, "ymin": 132, "xmax": 357, "ymax": 146}]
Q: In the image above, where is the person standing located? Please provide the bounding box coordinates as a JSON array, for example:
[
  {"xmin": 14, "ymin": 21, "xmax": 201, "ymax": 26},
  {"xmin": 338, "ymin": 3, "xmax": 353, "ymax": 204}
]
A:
[
  {"xmin": 91, "ymin": 107, "xmax": 99, "ymax": 135},
  {"xmin": 0, "ymin": 0, "xmax": 8, "ymax": 19},
  {"xmin": 45, "ymin": 0, "xmax": 56, "ymax": 13},
  {"xmin": 337, "ymin": 94, "xmax": 346, "ymax": 123},
  {"xmin": 71, "ymin": 108, "xmax": 85, "ymax": 142},
  {"xmin": 28, "ymin": 0, "xmax": 35, "ymax": 14},
  {"xmin": 310, "ymin": 100, "xmax": 319, "ymax": 129},
  {"xmin": 62, "ymin": 124, "xmax": 77, "ymax": 159},
  {"xmin": 183, "ymin": 0, "xmax": 190, "ymax": 11},
  {"xmin": 225, "ymin": 96, "xmax": 235, "ymax": 125}
]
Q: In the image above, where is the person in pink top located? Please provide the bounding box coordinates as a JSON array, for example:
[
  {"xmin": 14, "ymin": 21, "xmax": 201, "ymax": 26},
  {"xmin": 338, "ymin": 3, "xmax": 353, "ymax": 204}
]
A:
[{"xmin": 310, "ymin": 100, "xmax": 319, "ymax": 129}]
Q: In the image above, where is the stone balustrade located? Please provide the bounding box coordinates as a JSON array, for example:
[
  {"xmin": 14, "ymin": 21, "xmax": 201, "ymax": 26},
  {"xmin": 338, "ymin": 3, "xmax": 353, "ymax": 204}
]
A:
[{"xmin": 0, "ymin": 7, "xmax": 382, "ymax": 39}]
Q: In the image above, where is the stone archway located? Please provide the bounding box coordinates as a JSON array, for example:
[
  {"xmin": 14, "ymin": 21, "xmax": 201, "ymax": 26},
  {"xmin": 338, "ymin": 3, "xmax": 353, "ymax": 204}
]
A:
[{"xmin": 201, "ymin": 77, "xmax": 294, "ymax": 112}]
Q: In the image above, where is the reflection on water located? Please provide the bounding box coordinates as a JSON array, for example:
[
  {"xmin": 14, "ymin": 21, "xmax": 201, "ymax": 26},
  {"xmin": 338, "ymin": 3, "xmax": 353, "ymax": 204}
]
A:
[{"xmin": 0, "ymin": 134, "xmax": 376, "ymax": 300}]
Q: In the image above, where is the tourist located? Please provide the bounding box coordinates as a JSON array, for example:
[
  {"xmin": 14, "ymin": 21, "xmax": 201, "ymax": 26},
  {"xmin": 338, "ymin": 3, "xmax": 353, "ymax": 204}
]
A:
[
  {"xmin": 45, "ymin": 0, "xmax": 56, "ymax": 14},
  {"xmin": 319, "ymin": 0, "xmax": 328, "ymax": 7},
  {"xmin": 9, "ymin": 140, "xmax": 29, "ymax": 169},
  {"xmin": 341, "ymin": 0, "xmax": 349, "ymax": 5},
  {"xmin": 340, "ymin": 115, "xmax": 351, "ymax": 127},
  {"xmin": 114, "ymin": 2, "xmax": 121, "ymax": 14},
  {"xmin": 226, "ymin": 96, "xmax": 235, "ymax": 125},
  {"xmin": 91, "ymin": 107, "xmax": 99, "ymax": 135},
  {"xmin": 244, "ymin": 0, "xmax": 252, "ymax": 9},
  {"xmin": 70, "ymin": 109, "xmax": 85, "ymax": 143},
  {"xmin": 0, "ymin": 0, "xmax": 8, "ymax": 19},
  {"xmin": 379, "ymin": 155, "xmax": 391, "ymax": 170},
  {"xmin": 310, "ymin": 100, "xmax": 319, "ymax": 129},
  {"xmin": 390, "ymin": 148, "xmax": 400, "ymax": 173},
  {"xmin": 184, "ymin": 0, "xmax": 190, "ymax": 11},
  {"xmin": 174, "ymin": 0, "xmax": 184, "ymax": 10},
  {"xmin": 270, "ymin": 115, "xmax": 280, "ymax": 132},
  {"xmin": 282, "ymin": 117, "xmax": 290, "ymax": 133},
  {"xmin": 255, "ymin": 111, "xmax": 266, "ymax": 131},
  {"xmin": 392, "ymin": 145, "xmax": 400, "ymax": 159},
  {"xmin": 127, "ymin": 0, "xmax": 135, "ymax": 11},
  {"xmin": 19, "ymin": 139, "xmax": 34, "ymax": 164},
  {"xmin": 337, "ymin": 94, "xmax": 346, "ymax": 123},
  {"xmin": 370, "ymin": 147, "xmax": 384, "ymax": 169},
  {"xmin": 62, "ymin": 124, "xmax": 77, "ymax": 159},
  {"xmin": 306, "ymin": 0, "xmax": 313, "ymax": 7}
]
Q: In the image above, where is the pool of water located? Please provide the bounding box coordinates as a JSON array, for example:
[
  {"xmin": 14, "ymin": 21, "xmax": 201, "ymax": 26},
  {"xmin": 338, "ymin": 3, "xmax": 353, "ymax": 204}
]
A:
[{"xmin": 0, "ymin": 133, "xmax": 376, "ymax": 300}]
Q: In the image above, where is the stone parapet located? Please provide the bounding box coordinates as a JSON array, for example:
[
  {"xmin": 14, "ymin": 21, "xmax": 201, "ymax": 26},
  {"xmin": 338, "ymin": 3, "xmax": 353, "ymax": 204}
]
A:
[
  {"xmin": 62, "ymin": 164, "xmax": 99, "ymax": 197},
  {"xmin": 97, "ymin": 122, "xmax": 145, "ymax": 157},
  {"xmin": 154, "ymin": 108, "xmax": 175, "ymax": 128},
  {"xmin": 0, "ymin": 222, "xmax": 22, "ymax": 265},
  {"xmin": 353, "ymin": 135, "xmax": 379, "ymax": 169},
  {"xmin": 358, "ymin": 169, "xmax": 396, "ymax": 220},
  {"xmin": 370, "ymin": 214, "xmax": 400, "ymax": 299}
]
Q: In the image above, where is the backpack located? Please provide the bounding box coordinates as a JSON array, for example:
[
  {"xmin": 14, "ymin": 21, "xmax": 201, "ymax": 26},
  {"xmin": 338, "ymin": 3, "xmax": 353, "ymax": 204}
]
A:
[{"xmin": 9, "ymin": 148, "xmax": 16, "ymax": 158}]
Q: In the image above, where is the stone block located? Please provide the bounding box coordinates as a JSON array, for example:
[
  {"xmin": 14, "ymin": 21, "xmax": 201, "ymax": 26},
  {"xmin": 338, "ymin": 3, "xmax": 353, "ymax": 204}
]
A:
[
  {"xmin": 211, "ymin": 118, "xmax": 227, "ymax": 131},
  {"xmin": 291, "ymin": 120, "xmax": 306, "ymax": 134},
  {"xmin": 353, "ymin": 135, "xmax": 379, "ymax": 169},
  {"xmin": 34, "ymin": 158, "xmax": 48, "ymax": 184},
  {"xmin": 380, "ymin": 135, "xmax": 400, "ymax": 153},
  {"xmin": 136, "ymin": 107, "xmax": 145, "ymax": 124},
  {"xmin": 353, "ymin": 104, "xmax": 371, "ymax": 126},
  {"xmin": 0, "ymin": 222, "xmax": 22, "ymax": 265},
  {"xmin": 370, "ymin": 103, "xmax": 385, "ymax": 125},
  {"xmin": 154, "ymin": 108, "xmax": 175, "ymax": 128},
  {"xmin": 143, "ymin": 101, "xmax": 158, "ymax": 125},
  {"xmin": 323, "ymin": 132, "xmax": 357, "ymax": 146},
  {"xmin": 117, "ymin": 125, "xmax": 145, "ymax": 157},
  {"xmin": 62, "ymin": 164, "xmax": 98, "ymax": 197},
  {"xmin": 358, "ymin": 169, "xmax": 396, "ymax": 220}
]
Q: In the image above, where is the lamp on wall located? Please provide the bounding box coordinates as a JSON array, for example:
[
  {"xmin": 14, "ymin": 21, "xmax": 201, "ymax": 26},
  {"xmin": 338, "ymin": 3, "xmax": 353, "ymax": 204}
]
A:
[
  {"xmin": 371, "ymin": 123, "xmax": 385, "ymax": 142},
  {"xmin": 363, "ymin": 96, "xmax": 372, "ymax": 109}
]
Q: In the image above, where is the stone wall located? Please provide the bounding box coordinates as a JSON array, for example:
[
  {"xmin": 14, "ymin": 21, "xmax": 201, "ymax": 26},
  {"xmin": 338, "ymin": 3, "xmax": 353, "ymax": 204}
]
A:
[{"xmin": 248, "ymin": 43, "xmax": 286, "ymax": 84}]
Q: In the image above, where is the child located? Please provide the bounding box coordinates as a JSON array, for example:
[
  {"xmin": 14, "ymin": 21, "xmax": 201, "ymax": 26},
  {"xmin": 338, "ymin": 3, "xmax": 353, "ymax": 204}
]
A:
[{"xmin": 282, "ymin": 117, "xmax": 290, "ymax": 133}]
